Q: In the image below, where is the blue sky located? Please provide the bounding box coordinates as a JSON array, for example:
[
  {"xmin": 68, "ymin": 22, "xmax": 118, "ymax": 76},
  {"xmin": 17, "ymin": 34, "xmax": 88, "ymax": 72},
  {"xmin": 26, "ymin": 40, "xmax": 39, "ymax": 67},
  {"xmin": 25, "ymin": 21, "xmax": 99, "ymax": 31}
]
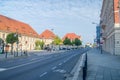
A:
[{"xmin": 0, "ymin": 0, "xmax": 102, "ymax": 44}]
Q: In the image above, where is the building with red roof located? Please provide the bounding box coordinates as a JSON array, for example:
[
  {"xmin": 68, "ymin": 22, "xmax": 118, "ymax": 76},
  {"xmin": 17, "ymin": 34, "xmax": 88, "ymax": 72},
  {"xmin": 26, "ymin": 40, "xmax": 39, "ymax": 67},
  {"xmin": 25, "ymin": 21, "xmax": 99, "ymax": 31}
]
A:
[
  {"xmin": 39, "ymin": 29, "xmax": 56, "ymax": 45},
  {"xmin": 0, "ymin": 15, "xmax": 39, "ymax": 51},
  {"xmin": 62, "ymin": 33, "xmax": 81, "ymax": 41}
]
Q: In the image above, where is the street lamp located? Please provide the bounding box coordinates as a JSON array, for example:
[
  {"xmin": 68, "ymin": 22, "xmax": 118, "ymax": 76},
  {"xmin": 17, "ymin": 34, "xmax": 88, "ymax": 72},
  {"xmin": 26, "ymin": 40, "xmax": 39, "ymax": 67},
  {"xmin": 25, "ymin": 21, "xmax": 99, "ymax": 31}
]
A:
[
  {"xmin": 51, "ymin": 29, "xmax": 54, "ymax": 51},
  {"xmin": 16, "ymin": 29, "xmax": 19, "ymax": 56},
  {"xmin": 14, "ymin": 28, "xmax": 21, "ymax": 57}
]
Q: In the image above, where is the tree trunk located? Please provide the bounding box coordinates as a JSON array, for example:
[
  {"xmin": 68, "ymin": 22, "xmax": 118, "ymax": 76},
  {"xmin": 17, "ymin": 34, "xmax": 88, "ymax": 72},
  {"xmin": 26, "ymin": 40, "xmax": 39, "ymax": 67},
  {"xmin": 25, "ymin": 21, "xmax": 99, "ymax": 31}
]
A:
[{"xmin": 11, "ymin": 44, "xmax": 13, "ymax": 55}]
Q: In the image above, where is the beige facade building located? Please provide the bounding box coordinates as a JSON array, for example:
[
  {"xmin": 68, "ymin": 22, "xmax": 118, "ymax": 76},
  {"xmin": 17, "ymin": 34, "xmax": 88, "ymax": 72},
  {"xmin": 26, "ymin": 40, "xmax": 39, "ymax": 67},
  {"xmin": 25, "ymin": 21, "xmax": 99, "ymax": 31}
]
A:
[
  {"xmin": 39, "ymin": 29, "xmax": 56, "ymax": 45},
  {"xmin": 100, "ymin": 0, "xmax": 120, "ymax": 55},
  {"xmin": 0, "ymin": 15, "xmax": 39, "ymax": 52}
]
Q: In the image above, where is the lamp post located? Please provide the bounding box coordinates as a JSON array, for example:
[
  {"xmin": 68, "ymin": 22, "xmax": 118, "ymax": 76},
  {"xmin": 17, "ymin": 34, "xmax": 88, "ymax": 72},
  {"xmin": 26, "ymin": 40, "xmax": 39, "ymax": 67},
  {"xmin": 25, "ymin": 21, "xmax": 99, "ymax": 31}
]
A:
[
  {"xmin": 16, "ymin": 29, "xmax": 19, "ymax": 56},
  {"xmin": 51, "ymin": 29, "xmax": 54, "ymax": 51},
  {"xmin": 14, "ymin": 28, "xmax": 19, "ymax": 57}
]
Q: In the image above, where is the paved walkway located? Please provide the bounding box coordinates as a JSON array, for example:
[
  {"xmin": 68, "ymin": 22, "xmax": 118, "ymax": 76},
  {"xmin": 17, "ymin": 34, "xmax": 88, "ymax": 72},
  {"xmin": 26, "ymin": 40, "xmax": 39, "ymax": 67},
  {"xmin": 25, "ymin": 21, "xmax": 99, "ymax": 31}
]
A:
[
  {"xmin": 0, "ymin": 52, "xmax": 28, "ymax": 61},
  {"xmin": 87, "ymin": 48, "xmax": 120, "ymax": 80}
]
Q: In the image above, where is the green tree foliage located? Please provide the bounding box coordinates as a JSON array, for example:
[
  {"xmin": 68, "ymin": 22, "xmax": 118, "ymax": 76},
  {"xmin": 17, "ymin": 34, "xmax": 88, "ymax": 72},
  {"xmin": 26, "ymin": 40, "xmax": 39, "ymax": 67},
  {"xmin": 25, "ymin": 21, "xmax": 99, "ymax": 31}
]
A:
[
  {"xmin": 35, "ymin": 40, "xmax": 44, "ymax": 50},
  {"xmin": 73, "ymin": 38, "xmax": 82, "ymax": 46},
  {"xmin": 39, "ymin": 41, "xmax": 44, "ymax": 49},
  {"xmin": 35, "ymin": 40, "xmax": 40, "ymax": 47},
  {"xmin": 63, "ymin": 37, "xmax": 72, "ymax": 45},
  {"xmin": 52, "ymin": 36, "xmax": 62, "ymax": 45},
  {"xmin": 6, "ymin": 33, "xmax": 18, "ymax": 54}
]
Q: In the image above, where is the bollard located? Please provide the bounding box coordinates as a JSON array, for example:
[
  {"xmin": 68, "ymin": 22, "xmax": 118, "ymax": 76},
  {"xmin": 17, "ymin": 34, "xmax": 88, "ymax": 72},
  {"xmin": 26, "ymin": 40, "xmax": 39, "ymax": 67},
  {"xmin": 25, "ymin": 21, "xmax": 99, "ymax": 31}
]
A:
[
  {"xmin": 85, "ymin": 53, "xmax": 87, "ymax": 71},
  {"xmin": 82, "ymin": 53, "xmax": 87, "ymax": 80},
  {"xmin": 83, "ymin": 66, "xmax": 86, "ymax": 80}
]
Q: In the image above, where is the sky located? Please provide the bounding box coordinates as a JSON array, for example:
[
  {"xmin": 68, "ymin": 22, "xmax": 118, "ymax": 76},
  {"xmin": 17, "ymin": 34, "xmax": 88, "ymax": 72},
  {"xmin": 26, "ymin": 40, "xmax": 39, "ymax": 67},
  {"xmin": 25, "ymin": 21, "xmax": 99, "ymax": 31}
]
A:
[{"xmin": 0, "ymin": 0, "xmax": 102, "ymax": 44}]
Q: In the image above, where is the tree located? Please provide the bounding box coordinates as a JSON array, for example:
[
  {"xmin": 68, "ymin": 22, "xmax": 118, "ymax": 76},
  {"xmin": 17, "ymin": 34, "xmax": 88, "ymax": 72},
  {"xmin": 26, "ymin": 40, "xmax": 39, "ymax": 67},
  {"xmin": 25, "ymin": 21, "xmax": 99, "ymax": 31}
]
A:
[
  {"xmin": 52, "ymin": 36, "xmax": 62, "ymax": 45},
  {"xmin": 35, "ymin": 40, "xmax": 41, "ymax": 50},
  {"xmin": 35, "ymin": 40, "xmax": 40, "ymax": 47},
  {"xmin": 35, "ymin": 40, "xmax": 44, "ymax": 50},
  {"xmin": 39, "ymin": 41, "xmax": 44, "ymax": 49},
  {"xmin": 63, "ymin": 38, "xmax": 72, "ymax": 45},
  {"xmin": 74, "ymin": 38, "xmax": 82, "ymax": 46},
  {"xmin": 6, "ymin": 33, "xmax": 18, "ymax": 54}
]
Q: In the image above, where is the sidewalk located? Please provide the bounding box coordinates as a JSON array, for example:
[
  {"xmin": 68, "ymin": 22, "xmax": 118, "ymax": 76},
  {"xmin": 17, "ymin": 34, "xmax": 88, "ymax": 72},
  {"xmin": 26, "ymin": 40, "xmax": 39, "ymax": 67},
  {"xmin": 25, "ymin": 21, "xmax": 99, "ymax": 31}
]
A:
[
  {"xmin": 0, "ymin": 52, "xmax": 28, "ymax": 61},
  {"xmin": 87, "ymin": 48, "xmax": 120, "ymax": 80}
]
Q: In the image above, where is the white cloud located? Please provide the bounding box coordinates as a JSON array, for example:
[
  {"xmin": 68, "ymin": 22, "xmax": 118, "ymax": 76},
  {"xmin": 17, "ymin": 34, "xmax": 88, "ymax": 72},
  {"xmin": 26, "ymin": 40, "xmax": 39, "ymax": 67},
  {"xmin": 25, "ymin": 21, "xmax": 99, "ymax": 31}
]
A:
[{"xmin": 0, "ymin": 0, "xmax": 102, "ymax": 43}]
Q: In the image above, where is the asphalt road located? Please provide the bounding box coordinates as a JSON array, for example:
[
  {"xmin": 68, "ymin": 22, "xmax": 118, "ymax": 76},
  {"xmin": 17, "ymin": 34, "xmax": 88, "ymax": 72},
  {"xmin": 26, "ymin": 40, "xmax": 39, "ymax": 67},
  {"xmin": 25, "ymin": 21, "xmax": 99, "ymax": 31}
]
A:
[{"xmin": 0, "ymin": 48, "xmax": 88, "ymax": 80}]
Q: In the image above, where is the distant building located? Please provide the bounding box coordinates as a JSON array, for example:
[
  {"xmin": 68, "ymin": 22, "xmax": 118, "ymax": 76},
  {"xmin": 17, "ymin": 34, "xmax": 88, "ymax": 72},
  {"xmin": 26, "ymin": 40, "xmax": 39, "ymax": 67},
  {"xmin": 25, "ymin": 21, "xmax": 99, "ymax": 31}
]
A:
[
  {"xmin": 100, "ymin": 0, "xmax": 120, "ymax": 55},
  {"xmin": 96, "ymin": 25, "xmax": 101, "ymax": 47},
  {"xmin": 62, "ymin": 33, "xmax": 81, "ymax": 41},
  {"xmin": 0, "ymin": 15, "xmax": 39, "ymax": 52},
  {"xmin": 39, "ymin": 29, "xmax": 56, "ymax": 45}
]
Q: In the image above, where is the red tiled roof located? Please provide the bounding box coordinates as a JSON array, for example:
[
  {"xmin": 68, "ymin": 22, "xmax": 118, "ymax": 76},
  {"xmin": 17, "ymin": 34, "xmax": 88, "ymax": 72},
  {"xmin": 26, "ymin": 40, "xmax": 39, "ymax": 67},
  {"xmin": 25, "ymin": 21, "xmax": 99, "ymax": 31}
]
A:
[
  {"xmin": 0, "ymin": 15, "xmax": 39, "ymax": 37},
  {"xmin": 62, "ymin": 33, "xmax": 81, "ymax": 41},
  {"xmin": 39, "ymin": 29, "xmax": 56, "ymax": 39}
]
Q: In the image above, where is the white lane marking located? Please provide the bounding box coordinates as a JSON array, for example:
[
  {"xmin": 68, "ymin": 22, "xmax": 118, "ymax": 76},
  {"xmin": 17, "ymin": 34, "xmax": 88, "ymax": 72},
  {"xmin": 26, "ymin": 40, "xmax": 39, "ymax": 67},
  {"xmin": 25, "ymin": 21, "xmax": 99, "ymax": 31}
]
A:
[
  {"xmin": 40, "ymin": 72, "xmax": 47, "ymax": 77},
  {"xmin": 64, "ymin": 60, "xmax": 67, "ymax": 63},
  {"xmin": 30, "ymin": 58, "xmax": 38, "ymax": 61},
  {"xmin": 0, "ymin": 68, "xmax": 7, "ymax": 72},
  {"xmin": 53, "ymin": 69, "xmax": 66, "ymax": 73},
  {"xmin": 58, "ymin": 63, "xmax": 62, "ymax": 66},
  {"xmin": 7, "ymin": 57, "xmax": 52, "ymax": 70},
  {"xmin": 52, "ymin": 66, "xmax": 57, "ymax": 70}
]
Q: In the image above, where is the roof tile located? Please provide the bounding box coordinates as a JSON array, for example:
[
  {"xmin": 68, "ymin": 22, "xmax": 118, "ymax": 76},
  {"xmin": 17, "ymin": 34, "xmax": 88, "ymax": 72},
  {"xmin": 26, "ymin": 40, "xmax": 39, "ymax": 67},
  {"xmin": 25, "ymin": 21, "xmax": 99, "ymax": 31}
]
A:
[
  {"xmin": 39, "ymin": 29, "xmax": 56, "ymax": 39},
  {"xmin": 63, "ymin": 33, "xmax": 81, "ymax": 40},
  {"xmin": 0, "ymin": 15, "xmax": 39, "ymax": 37}
]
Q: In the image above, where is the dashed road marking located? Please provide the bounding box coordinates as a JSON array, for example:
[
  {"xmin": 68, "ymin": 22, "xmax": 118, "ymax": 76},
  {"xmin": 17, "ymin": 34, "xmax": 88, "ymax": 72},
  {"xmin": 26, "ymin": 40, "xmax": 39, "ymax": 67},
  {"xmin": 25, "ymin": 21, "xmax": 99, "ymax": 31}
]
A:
[
  {"xmin": 40, "ymin": 72, "xmax": 47, "ymax": 77},
  {"xmin": 30, "ymin": 58, "xmax": 38, "ymax": 61},
  {"xmin": 63, "ymin": 60, "xmax": 66, "ymax": 63},
  {"xmin": 52, "ymin": 66, "xmax": 57, "ymax": 70},
  {"xmin": 53, "ymin": 69, "xmax": 66, "ymax": 73},
  {"xmin": 58, "ymin": 63, "xmax": 62, "ymax": 66}
]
